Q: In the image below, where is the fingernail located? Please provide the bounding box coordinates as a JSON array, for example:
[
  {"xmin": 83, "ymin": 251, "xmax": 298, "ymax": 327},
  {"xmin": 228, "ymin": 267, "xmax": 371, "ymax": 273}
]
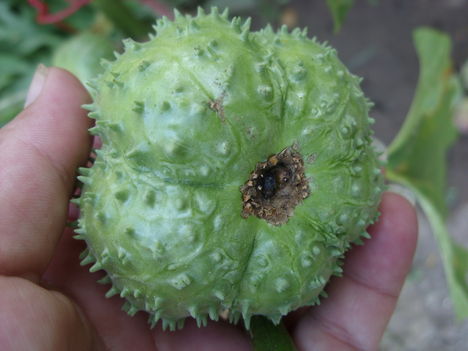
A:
[
  {"xmin": 25, "ymin": 64, "xmax": 48, "ymax": 108},
  {"xmin": 387, "ymin": 183, "xmax": 417, "ymax": 206}
]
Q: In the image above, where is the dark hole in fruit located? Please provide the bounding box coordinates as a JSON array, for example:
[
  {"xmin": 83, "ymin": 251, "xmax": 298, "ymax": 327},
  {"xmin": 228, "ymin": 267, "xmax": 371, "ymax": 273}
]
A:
[
  {"xmin": 240, "ymin": 146, "xmax": 310, "ymax": 226},
  {"xmin": 257, "ymin": 163, "xmax": 292, "ymax": 199}
]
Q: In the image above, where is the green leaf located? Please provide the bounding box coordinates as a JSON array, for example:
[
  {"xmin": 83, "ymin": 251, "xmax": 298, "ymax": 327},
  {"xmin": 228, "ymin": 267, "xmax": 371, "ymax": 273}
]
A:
[
  {"xmin": 394, "ymin": 183, "xmax": 468, "ymax": 320},
  {"xmin": 387, "ymin": 28, "xmax": 460, "ymax": 216},
  {"xmin": 250, "ymin": 317, "xmax": 297, "ymax": 351},
  {"xmin": 325, "ymin": 0, "xmax": 354, "ymax": 33},
  {"xmin": 387, "ymin": 27, "xmax": 468, "ymax": 319}
]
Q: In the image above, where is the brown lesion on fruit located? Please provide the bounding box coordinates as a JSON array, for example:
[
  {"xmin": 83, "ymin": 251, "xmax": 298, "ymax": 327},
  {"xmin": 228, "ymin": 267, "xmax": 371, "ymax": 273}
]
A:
[
  {"xmin": 241, "ymin": 146, "xmax": 310, "ymax": 226},
  {"xmin": 208, "ymin": 95, "xmax": 226, "ymax": 122}
]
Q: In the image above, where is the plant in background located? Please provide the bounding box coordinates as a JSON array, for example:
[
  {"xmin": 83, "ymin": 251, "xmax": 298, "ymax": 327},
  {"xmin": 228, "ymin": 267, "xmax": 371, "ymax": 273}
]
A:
[
  {"xmin": 386, "ymin": 29, "xmax": 468, "ymax": 319},
  {"xmin": 325, "ymin": 0, "xmax": 379, "ymax": 33},
  {"xmin": 0, "ymin": 0, "xmax": 109, "ymax": 126},
  {"xmin": 0, "ymin": 0, "xmax": 62, "ymax": 126},
  {"xmin": 455, "ymin": 61, "xmax": 468, "ymax": 134}
]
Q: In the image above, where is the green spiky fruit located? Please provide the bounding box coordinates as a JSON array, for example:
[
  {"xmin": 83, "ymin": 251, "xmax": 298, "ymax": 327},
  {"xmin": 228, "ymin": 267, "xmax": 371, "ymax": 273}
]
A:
[{"xmin": 76, "ymin": 8, "xmax": 384, "ymax": 331}]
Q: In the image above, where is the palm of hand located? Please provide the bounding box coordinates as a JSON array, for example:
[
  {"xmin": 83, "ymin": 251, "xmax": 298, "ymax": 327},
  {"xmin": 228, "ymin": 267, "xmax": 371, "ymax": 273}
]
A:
[{"xmin": 0, "ymin": 68, "xmax": 417, "ymax": 351}]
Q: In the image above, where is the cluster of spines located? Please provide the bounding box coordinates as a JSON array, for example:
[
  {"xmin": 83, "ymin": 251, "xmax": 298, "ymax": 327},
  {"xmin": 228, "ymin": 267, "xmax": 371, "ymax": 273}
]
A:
[
  {"xmin": 148, "ymin": 7, "xmax": 252, "ymax": 42},
  {"xmin": 82, "ymin": 6, "xmax": 335, "ymax": 135},
  {"xmin": 75, "ymin": 231, "xmax": 338, "ymax": 331},
  {"xmin": 74, "ymin": 241, "xmax": 186, "ymax": 331},
  {"xmin": 73, "ymin": 204, "xmax": 229, "ymax": 331}
]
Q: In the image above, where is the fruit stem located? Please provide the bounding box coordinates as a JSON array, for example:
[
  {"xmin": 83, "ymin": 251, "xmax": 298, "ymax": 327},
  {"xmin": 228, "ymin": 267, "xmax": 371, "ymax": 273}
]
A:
[
  {"xmin": 250, "ymin": 316, "xmax": 297, "ymax": 351},
  {"xmin": 91, "ymin": 0, "xmax": 152, "ymax": 39}
]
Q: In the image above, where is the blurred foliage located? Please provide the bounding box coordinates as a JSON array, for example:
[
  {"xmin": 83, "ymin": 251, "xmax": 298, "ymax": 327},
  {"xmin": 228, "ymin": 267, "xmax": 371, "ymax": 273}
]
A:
[
  {"xmin": 462, "ymin": 60, "xmax": 468, "ymax": 91},
  {"xmin": 52, "ymin": 30, "xmax": 115, "ymax": 84},
  {"xmin": 250, "ymin": 316, "xmax": 296, "ymax": 351},
  {"xmin": 455, "ymin": 60, "xmax": 468, "ymax": 133},
  {"xmin": 0, "ymin": 0, "xmax": 100, "ymax": 126},
  {"xmin": 387, "ymin": 28, "xmax": 468, "ymax": 319},
  {"xmin": 325, "ymin": 0, "xmax": 379, "ymax": 33},
  {"xmin": 206, "ymin": 0, "xmax": 290, "ymax": 23},
  {"xmin": 162, "ymin": 0, "xmax": 207, "ymax": 10},
  {"xmin": 326, "ymin": 0, "xmax": 353, "ymax": 33},
  {"xmin": 0, "ymin": 0, "xmax": 61, "ymax": 126}
]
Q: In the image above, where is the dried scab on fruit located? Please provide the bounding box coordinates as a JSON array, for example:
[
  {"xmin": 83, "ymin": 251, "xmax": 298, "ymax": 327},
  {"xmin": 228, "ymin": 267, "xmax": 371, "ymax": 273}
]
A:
[{"xmin": 241, "ymin": 146, "xmax": 310, "ymax": 226}]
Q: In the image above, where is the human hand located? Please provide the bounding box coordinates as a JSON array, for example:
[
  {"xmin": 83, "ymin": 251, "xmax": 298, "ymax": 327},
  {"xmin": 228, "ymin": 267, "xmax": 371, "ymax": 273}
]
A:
[{"xmin": 0, "ymin": 66, "xmax": 418, "ymax": 351}]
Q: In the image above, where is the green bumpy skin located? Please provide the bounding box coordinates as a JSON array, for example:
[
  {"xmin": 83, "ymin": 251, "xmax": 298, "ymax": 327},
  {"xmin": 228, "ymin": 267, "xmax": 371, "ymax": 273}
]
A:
[{"xmin": 76, "ymin": 8, "xmax": 385, "ymax": 331}]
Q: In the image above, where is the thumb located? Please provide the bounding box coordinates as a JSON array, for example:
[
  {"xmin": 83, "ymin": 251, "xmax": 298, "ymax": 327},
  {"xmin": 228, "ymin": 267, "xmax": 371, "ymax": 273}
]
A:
[
  {"xmin": 24, "ymin": 64, "xmax": 49, "ymax": 109},
  {"xmin": 0, "ymin": 66, "xmax": 92, "ymax": 281}
]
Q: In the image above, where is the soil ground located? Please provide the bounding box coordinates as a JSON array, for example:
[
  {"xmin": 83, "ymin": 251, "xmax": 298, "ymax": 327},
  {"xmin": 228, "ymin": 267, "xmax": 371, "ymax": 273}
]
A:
[{"xmin": 284, "ymin": 0, "xmax": 468, "ymax": 349}]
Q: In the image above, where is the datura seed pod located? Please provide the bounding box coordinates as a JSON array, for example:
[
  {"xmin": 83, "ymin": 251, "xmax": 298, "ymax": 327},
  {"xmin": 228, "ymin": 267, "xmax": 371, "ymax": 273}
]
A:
[{"xmin": 75, "ymin": 8, "xmax": 385, "ymax": 331}]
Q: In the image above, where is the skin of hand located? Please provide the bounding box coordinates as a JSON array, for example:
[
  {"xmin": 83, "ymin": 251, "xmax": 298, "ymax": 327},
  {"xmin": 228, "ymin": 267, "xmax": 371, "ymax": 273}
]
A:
[{"xmin": 0, "ymin": 66, "xmax": 418, "ymax": 351}]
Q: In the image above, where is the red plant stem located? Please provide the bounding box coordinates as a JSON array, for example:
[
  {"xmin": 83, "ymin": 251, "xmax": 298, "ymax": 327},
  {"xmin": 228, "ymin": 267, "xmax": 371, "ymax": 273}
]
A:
[
  {"xmin": 28, "ymin": 0, "xmax": 92, "ymax": 24},
  {"xmin": 29, "ymin": 0, "xmax": 175, "ymax": 26}
]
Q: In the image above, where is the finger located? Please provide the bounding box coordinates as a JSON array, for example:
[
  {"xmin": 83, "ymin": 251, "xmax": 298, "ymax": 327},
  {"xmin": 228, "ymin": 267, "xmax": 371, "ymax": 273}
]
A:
[
  {"xmin": 152, "ymin": 319, "xmax": 252, "ymax": 351},
  {"xmin": 42, "ymin": 229, "xmax": 156, "ymax": 351},
  {"xmin": 0, "ymin": 67, "xmax": 92, "ymax": 281},
  {"xmin": 292, "ymin": 192, "xmax": 418, "ymax": 351},
  {"xmin": 0, "ymin": 276, "xmax": 103, "ymax": 351}
]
